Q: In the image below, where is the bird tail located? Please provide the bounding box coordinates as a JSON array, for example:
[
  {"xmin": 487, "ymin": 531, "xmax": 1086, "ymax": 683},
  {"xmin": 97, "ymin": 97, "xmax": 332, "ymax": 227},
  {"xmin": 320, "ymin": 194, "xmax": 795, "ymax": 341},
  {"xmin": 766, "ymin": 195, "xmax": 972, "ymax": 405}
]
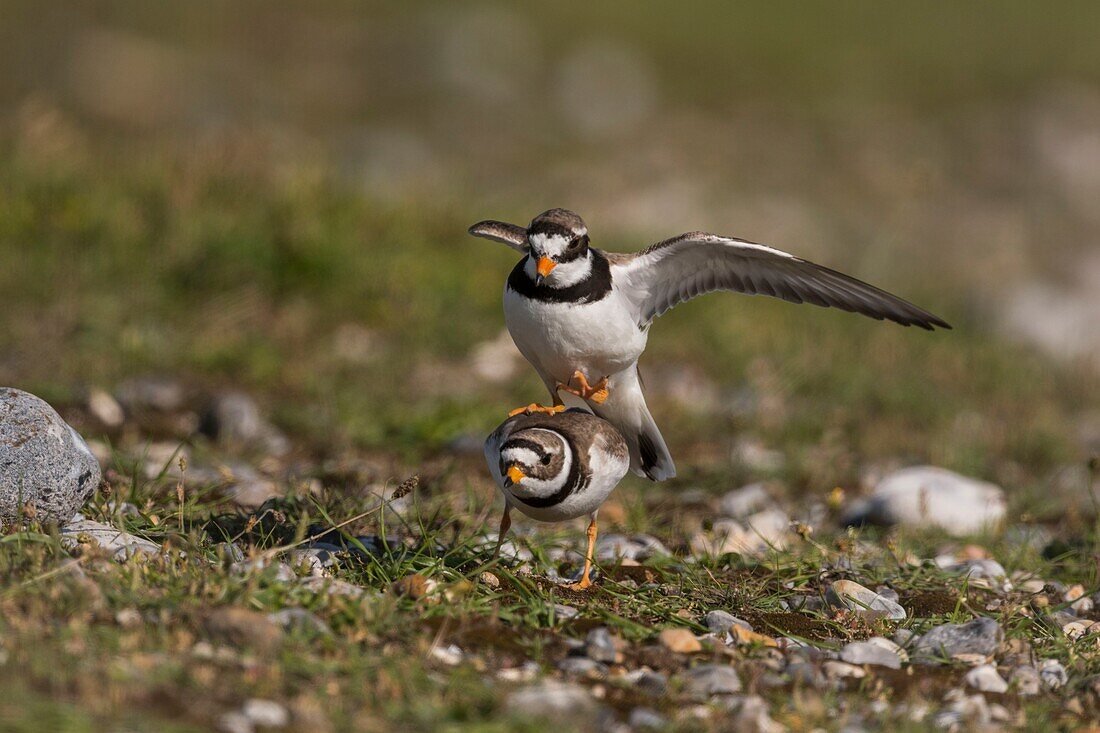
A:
[{"xmin": 592, "ymin": 367, "xmax": 675, "ymax": 481}]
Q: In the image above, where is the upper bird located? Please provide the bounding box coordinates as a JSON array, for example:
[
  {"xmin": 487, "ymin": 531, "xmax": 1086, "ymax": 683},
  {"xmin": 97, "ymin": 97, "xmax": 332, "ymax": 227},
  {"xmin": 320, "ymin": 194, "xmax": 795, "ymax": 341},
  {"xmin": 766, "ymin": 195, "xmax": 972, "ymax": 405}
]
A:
[{"xmin": 469, "ymin": 208, "xmax": 950, "ymax": 482}]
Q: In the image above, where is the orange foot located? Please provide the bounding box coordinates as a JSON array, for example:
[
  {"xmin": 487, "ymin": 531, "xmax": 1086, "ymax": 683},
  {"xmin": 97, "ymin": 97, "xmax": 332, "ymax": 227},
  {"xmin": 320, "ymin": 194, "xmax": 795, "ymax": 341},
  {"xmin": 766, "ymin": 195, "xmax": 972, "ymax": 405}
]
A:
[
  {"xmin": 558, "ymin": 371, "xmax": 609, "ymax": 404},
  {"xmin": 508, "ymin": 403, "xmax": 566, "ymax": 417}
]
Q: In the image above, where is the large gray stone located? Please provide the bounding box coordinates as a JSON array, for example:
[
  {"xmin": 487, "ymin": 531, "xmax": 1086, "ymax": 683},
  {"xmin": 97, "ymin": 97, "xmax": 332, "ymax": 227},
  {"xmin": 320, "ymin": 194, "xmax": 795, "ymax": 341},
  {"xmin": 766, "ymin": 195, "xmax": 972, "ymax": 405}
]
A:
[
  {"xmin": 0, "ymin": 388, "xmax": 101, "ymax": 525},
  {"xmin": 843, "ymin": 466, "xmax": 1005, "ymax": 536},
  {"xmin": 914, "ymin": 617, "xmax": 1003, "ymax": 663}
]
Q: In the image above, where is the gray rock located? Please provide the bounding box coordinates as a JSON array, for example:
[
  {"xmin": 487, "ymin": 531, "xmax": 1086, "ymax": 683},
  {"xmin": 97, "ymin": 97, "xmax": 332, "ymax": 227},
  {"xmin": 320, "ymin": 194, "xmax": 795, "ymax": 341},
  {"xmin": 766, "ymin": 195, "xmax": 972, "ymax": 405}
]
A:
[
  {"xmin": 1039, "ymin": 659, "xmax": 1068, "ymax": 689},
  {"xmin": 61, "ymin": 519, "xmax": 159, "ymax": 560},
  {"xmin": 703, "ymin": 610, "xmax": 752, "ymax": 636},
  {"xmin": 1010, "ymin": 665, "xmax": 1041, "ymax": 696},
  {"xmin": 268, "ymin": 608, "xmax": 331, "ymax": 636},
  {"xmin": 733, "ymin": 695, "xmax": 784, "ymax": 733},
  {"xmin": 964, "ymin": 664, "xmax": 1009, "ymax": 693},
  {"xmin": 585, "ymin": 627, "xmax": 621, "ymax": 663},
  {"xmin": 628, "ymin": 670, "xmax": 668, "ymax": 697},
  {"xmin": 557, "ymin": 657, "xmax": 606, "ymax": 678},
  {"xmin": 552, "ymin": 603, "xmax": 579, "ymax": 620},
  {"xmin": 299, "ymin": 576, "xmax": 366, "ymax": 598},
  {"xmin": 914, "ymin": 618, "xmax": 1003, "ymax": 663},
  {"xmin": 506, "ymin": 681, "xmax": 598, "ymax": 720},
  {"xmin": 0, "ymin": 388, "xmax": 101, "ymax": 525},
  {"xmin": 680, "ymin": 664, "xmax": 742, "ymax": 699},
  {"xmin": 892, "ymin": 628, "xmax": 920, "ymax": 649},
  {"xmin": 718, "ymin": 482, "xmax": 777, "ymax": 518},
  {"xmin": 826, "ymin": 580, "xmax": 907, "ymax": 620},
  {"xmin": 200, "ymin": 391, "xmax": 288, "ymax": 455},
  {"xmin": 286, "ymin": 547, "xmax": 338, "ymax": 577},
  {"xmin": 116, "ymin": 376, "xmax": 185, "ymax": 412},
  {"xmin": 843, "ymin": 466, "xmax": 1005, "ymax": 536},
  {"xmin": 594, "ymin": 533, "xmax": 669, "ymax": 562},
  {"xmin": 823, "ymin": 661, "xmax": 866, "ymax": 680},
  {"xmin": 785, "ymin": 661, "xmax": 828, "ymax": 689},
  {"xmin": 840, "ymin": 639, "xmax": 903, "ymax": 669},
  {"xmin": 627, "ymin": 707, "xmax": 666, "ymax": 730},
  {"xmin": 241, "ymin": 699, "xmax": 289, "ymax": 728}
]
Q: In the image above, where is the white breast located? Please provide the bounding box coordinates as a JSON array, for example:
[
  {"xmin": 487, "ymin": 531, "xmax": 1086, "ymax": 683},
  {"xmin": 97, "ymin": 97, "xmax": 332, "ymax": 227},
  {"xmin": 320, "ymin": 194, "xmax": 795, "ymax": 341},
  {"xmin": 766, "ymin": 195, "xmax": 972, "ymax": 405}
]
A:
[{"xmin": 503, "ymin": 287, "xmax": 647, "ymax": 387}]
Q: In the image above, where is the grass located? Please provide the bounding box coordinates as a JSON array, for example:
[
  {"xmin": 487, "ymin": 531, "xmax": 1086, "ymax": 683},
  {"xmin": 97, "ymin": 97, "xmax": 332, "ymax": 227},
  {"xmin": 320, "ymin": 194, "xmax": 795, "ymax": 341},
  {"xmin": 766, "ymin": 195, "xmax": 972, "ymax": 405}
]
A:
[{"xmin": 2, "ymin": 6, "xmax": 1100, "ymax": 725}]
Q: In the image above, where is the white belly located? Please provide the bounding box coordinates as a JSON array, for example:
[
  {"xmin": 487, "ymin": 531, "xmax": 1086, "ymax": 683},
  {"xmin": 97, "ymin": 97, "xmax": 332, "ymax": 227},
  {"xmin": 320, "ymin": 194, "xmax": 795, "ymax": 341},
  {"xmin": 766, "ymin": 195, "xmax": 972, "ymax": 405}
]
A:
[{"xmin": 503, "ymin": 287, "xmax": 647, "ymax": 385}]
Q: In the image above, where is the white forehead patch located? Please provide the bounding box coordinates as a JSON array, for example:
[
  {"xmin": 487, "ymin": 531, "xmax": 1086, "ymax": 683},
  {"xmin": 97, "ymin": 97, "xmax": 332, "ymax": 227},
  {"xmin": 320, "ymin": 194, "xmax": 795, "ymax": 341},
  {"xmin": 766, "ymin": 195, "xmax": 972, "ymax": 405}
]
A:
[
  {"xmin": 502, "ymin": 447, "xmax": 540, "ymax": 467},
  {"xmin": 527, "ymin": 233, "xmax": 571, "ymax": 257}
]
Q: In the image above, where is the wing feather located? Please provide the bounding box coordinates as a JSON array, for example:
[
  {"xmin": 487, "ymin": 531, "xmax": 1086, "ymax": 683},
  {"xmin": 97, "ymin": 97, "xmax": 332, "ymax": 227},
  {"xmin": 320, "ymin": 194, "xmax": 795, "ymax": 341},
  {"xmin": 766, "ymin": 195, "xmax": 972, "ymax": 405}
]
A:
[
  {"xmin": 467, "ymin": 220, "xmax": 529, "ymax": 253},
  {"xmin": 611, "ymin": 233, "xmax": 951, "ymax": 330}
]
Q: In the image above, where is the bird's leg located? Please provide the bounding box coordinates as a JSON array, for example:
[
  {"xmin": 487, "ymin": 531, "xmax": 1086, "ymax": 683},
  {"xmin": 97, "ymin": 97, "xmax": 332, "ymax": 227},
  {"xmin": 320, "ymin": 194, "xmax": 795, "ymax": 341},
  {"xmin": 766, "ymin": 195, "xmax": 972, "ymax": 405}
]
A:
[
  {"xmin": 567, "ymin": 514, "xmax": 599, "ymax": 591},
  {"xmin": 557, "ymin": 370, "xmax": 610, "ymax": 404},
  {"xmin": 491, "ymin": 503, "xmax": 512, "ymax": 560}
]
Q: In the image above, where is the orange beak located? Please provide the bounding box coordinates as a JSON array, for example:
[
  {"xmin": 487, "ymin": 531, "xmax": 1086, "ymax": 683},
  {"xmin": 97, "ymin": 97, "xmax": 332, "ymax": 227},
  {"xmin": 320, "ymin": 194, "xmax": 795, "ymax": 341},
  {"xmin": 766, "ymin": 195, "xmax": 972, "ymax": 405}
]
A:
[
  {"xmin": 536, "ymin": 257, "xmax": 557, "ymax": 278},
  {"xmin": 505, "ymin": 465, "xmax": 526, "ymax": 485}
]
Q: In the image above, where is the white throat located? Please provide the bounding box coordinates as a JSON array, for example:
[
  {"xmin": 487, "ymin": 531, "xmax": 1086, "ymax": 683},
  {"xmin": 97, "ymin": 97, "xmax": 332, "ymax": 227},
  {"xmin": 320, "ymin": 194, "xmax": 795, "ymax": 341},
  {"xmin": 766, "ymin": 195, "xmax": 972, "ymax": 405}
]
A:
[{"xmin": 523, "ymin": 251, "xmax": 593, "ymax": 289}]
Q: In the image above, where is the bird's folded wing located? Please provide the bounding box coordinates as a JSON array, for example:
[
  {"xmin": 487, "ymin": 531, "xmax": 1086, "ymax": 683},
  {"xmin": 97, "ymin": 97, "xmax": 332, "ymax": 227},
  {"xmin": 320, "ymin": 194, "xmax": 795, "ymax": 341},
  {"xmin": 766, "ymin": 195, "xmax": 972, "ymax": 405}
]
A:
[
  {"xmin": 610, "ymin": 232, "xmax": 951, "ymax": 330},
  {"xmin": 468, "ymin": 220, "xmax": 529, "ymax": 253}
]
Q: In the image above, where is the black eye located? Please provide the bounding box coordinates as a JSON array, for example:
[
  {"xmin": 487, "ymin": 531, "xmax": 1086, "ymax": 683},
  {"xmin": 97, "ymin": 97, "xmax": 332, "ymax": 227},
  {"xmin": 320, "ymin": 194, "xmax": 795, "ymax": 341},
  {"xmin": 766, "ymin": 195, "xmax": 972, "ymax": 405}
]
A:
[{"xmin": 541, "ymin": 454, "xmax": 552, "ymax": 465}]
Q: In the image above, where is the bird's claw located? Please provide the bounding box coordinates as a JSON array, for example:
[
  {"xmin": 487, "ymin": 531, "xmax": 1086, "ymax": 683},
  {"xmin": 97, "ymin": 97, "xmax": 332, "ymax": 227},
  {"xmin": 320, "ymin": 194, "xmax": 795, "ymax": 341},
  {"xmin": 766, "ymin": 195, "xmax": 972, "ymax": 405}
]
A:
[
  {"xmin": 557, "ymin": 371, "xmax": 610, "ymax": 404},
  {"xmin": 508, "ymin": 403, "xmax": 566, "ymax": 417}
]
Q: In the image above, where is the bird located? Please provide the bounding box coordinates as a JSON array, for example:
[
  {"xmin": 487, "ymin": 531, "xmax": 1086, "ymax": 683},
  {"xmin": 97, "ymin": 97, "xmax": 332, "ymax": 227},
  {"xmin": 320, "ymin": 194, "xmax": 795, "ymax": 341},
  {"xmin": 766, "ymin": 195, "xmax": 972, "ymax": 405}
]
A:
[
  {"xmin": 484, "ymin": 408, "xmax": 630, "ymax": 589},
  {"xmin": 469, "ymin": 208, "xmax": 951, "ymax": 482}
]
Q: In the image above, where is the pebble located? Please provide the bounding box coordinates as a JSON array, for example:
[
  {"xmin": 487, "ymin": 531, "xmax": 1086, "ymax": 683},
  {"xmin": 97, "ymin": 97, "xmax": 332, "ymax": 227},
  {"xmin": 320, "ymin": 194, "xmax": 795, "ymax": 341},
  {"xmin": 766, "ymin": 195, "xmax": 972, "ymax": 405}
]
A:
[
  {"xmin": 937, "ymin": 558, "xmax": 1012, "ymax": 592},
  {"xmin": 1010, "ymin": 665, "xmax": 1041, "ymax": 695},
  {"xmin": 1039, "ymin": 659, "xmax": 1068, "ymax": 689},
  {"xmin": 506, "ymin": 681, "xmax": 598, "ymax": 720},
  {"xmin": 627, "ymin": 670, "xmax": 668, "ymax": 697},
  {"xmin": 86, "ymin": 388, "xmax": 125, "ymax": 428},
  {"xmin": 585, "ymin": 627, "xmax": 623, "ymax": 664},
  {"xmin": 557, "ymin": 657, "xmax": 606, "ymax": 678},
  {"xmin": 0, "ymin": 388, "xmax": 102, "ymax": 526},
  {"xmin": 628, "ymin": 708, "xmax": 666, "ymax": 730},
  {"xmin": 717, "ymin": 482, "xmax": 778, "ymax": 518},
  {"xmin": 268, "ymin": 608, "xmax": 331, "ymax": 636},
  {"xmin": 200, "ymin": 391, "xmax": 288, "ymax": 455},
  {"xmin": 691, "ymin": 509, "xmax": 791, "ymax": 557},
  {"xmin": 913, "ymin": 618, "xmax": 1003, "ymax": 663},
  {"xmin": 964, "ymin": 664, "xmax": 1009, "ymax": 693},
  {"xmin": 429, "ymin": 644, "xmax": 464, "ymax": 666},
  {"xmin": 826, "ymin": 580, "xmax": 907, "ymax": 620},
  {"xmin": 61, "ymin": 519, "xmax": 160, "ymax": 560},
  {"xmin": 840, "ymin": 639, "xmax": 903, "ymax": 669},
  {"xmin": 843, "ymin": 466, "xmax": 1006, "ymax": 536},
  {"xmin": 287, "ymin": 547, "xmax": 339, "ymax": 577},
  {"xmin": 204, "ymin": 607, "xmax": 283, "ymax": 655},
  {"xmin": 116, "ymin": 376, "xmax": 185, "ymax": 412},
  {"xmin": 730, "ymin": 626, "xmax": 778, "ymax": 648},
  {"xmin": 680, "ymin": 664, "xmax": 742, "ymax": 699},
  {"xmin": 823, "ymin": 660, "xmax": 867, "ymax": 679},
  {"xmin": 703, "ymin": 610, "xmax": 753, "ymax": 636},
  {"xmin": 733, "ymin": 695, "xmax": 784, "ymax": 733},
  {"xmin": 299, "ymin": 576, "xmax": 366, "ymax": 599},
  {"xmin": 658, "ymin": 628, "xmax": 702, "ymax": 653},
  {"xmin": 242, "ymin": 699, "xmax": 289, "ymax": 728},
  {"xmin": 594, "ymin": 533, "xmax": 669, "ymax": 562},
  {"xmin": 552, "ymin": 603, "xmax": 579, "ymax": 620}
]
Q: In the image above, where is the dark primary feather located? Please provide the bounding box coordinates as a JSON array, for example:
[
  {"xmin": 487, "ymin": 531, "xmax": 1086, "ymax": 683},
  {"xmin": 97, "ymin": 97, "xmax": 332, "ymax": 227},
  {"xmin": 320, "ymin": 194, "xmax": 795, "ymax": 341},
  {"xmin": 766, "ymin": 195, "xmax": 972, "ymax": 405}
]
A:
[
  {"xmin": 468, "ymin": 220, "xmax": 529, "ymax": 253},
  {"xmin": 614, "ymin": 232, "xmax": 951, "ymax": 330}
]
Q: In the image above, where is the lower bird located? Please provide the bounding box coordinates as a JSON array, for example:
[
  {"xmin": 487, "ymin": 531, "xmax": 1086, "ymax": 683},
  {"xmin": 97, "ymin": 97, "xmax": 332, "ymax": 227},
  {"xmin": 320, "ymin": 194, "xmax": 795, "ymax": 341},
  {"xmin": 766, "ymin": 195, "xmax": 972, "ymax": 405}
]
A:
[
  {"xmin": 469, "ymin": 208, "xmax": 950, "ymax": 481},
  {"xmin": 484, "ymin": 408, "xmax": 629, "ymax": 589}
]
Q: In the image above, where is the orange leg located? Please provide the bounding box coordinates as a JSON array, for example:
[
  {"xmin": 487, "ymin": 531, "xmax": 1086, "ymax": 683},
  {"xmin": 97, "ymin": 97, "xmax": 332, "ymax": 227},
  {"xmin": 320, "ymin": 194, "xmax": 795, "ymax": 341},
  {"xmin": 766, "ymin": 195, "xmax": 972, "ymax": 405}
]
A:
[
  {"xmin": 568, "ymin": 516, "xmax": 599, "ymax": 590},
  {"xmin": 557, "ymin": 371, "xmax": 610, "ymax": 405}
]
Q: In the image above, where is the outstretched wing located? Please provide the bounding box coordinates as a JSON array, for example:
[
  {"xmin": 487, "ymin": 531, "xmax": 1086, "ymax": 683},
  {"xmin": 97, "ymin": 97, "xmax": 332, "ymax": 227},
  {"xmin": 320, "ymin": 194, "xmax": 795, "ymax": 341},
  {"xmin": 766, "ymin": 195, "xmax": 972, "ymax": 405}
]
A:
[
  {"xmin": 610, "ymin": 232, "xmax": 951, "ymax": 330},
  {"xmin": 468, "ymin": 220, "xmax": 529, "ymax": 253}
]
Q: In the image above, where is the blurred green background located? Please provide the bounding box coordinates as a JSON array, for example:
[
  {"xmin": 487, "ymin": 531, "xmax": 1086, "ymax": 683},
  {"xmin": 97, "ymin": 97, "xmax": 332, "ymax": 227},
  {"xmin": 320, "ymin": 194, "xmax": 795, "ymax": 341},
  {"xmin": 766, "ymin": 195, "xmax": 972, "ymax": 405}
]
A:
[{"xmin": 1, "ymin": 1, "xmax": 1098, "ymax": 511}]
